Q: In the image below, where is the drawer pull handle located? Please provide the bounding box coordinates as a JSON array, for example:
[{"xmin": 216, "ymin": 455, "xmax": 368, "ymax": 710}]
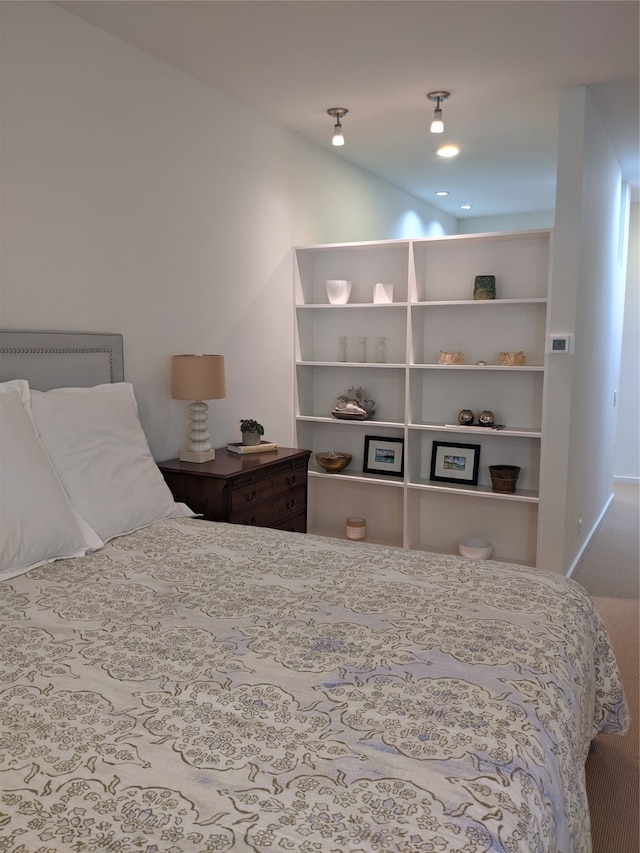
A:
[
  {"xmin": 286, "ymin": 499, "xmax": 297, "ymax": 511},
  {"xmin": 245, "ymin": 490, "xmax": 258, "ymax": 503},
  {"xmin": 287, "ymin": 476, "xmax": 297, "ymax": 485}
]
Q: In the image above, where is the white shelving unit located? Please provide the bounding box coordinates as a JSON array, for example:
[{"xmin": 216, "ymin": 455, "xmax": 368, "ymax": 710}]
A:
[{"xmin": 294, "ymin": 230, "xmax": 552, "ymax": 566}]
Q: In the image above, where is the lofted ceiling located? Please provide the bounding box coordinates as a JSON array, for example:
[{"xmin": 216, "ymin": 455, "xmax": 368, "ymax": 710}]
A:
[{"xmin": 57, "ymin": 0, "xmax": 639, "ymax": 220}]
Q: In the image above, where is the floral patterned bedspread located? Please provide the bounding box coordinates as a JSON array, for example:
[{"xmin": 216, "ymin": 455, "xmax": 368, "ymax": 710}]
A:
[{"xmin": 1, "ymin": 517, "xmax": 628, "ymax": 853}]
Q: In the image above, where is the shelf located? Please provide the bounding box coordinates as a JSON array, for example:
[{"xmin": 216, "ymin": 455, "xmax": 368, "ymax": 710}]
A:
[
  {"xmin": 309, "ymin": 467, "xmax": 404, "ymax": 486},
  {"xmin": 409, "ymin": 423, "xmax": 542, "ymax": 438},
  {"xmin": 294, "ymin": 229, "xmax": 551, "ymax": 567},
  {"xmin": 408, "ymin": 541, "xmax": 533, "ymax": 567},
  {"xmin": 310, "ymin": 527, "xmax": 402, "ymax": 549},
  {"xmin": 307, "ymin": 466, "xmax": 539, "ymax": 500},
  {"xmin": 413, "ymin": 298, "xmax": 547, "ymax": 307},
  {"xmin": 296, "ymin": 361, "xmax": 544, "ymax": 373},
  {"xmin": 298, "ymin": 299, "xmax": 545, "ymax": 309},
  {"xmin": 297, "ymin": 415, "xmax": 404, "ymax": 428},
  {"xmin": 307, "ymin": 473, "xmax": 405, "ymax": 548},
  {"xmin": 296, "ymin": 361, "xmax": 405, "ymax": 369},
  {"xmin": 407, "ymin": 478, "xmax": 539, "ymax": 503},
  {"xmin": 410, "ymin": 363, "xmax": 544, "ymax": 371},
  {"xmin": 296, "ymin": 302, "xmax": 409, "ymax": 309}
]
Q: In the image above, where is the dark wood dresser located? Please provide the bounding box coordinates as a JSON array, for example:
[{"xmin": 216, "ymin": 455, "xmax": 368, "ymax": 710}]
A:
[{"xmin": 158, "ymin": 446, "xmax": 311, "ymax": 533}]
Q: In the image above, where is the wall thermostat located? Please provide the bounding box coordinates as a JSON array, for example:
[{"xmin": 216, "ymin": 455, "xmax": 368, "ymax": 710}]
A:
[{"xmin": 545, "ymin": 333, "xmax": 574, "ymax": 355}]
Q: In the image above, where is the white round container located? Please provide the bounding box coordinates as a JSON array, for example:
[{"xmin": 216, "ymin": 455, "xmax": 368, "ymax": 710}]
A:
[
  {"xmin": 326, "ymin": 280, "xmax": 352, "ymax": 304},
  {"xmin": 346, "ymin": 516, "xmax": 366, "ymax": 540},
  {"xmin": 458, "ymin": 538, "xmax": 493, "ymax": 560}
]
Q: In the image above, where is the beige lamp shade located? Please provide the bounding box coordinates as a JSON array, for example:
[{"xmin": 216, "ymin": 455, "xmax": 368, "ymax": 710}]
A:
[{"xmin": 171, "ymin": 354, "xmax": 226, "ymax": 401}]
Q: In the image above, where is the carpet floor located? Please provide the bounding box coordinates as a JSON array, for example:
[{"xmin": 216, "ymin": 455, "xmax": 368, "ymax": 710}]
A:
[{"xmin": 573, "ymin": 483, "xmax": 639, "ymax": 853}]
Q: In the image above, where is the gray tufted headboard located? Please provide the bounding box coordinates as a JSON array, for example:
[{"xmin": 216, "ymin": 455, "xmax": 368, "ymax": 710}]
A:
[{"xmin": 0, "ymin": 330, "xmax": 124, "ymax": 390}]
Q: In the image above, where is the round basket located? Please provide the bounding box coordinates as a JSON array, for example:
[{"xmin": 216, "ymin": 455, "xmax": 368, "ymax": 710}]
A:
[{"xmin": 489, "ymin": 465, "xmax": 521, "ymax": 493}]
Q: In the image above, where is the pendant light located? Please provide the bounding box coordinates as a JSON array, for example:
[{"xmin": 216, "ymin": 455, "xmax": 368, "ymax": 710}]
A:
[
  {"xmin": 327, "ymin": 107, "xmax": 349, "ymax": 146},
  {"xmin": 427, "ymin": 91, "xmax": 450, "ymax": 134}
]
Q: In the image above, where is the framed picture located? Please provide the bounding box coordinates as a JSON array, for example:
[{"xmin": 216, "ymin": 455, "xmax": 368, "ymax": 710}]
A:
[
  {"xmin": 430, "ymin": 441, "xmax": 480, "ymax": 486},
  {"xmin": 363, "ymin": 435, "xmax": 404, "ymax": 477}
]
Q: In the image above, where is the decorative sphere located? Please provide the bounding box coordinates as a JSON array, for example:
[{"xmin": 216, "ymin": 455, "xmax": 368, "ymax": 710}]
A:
[
  {"xmin": 457, "ymin": 409, "xmax": 474, "ymax": 426},
  {"xmin": 478, "ymin": 410, "xmax": 496, "ymax": 427}
]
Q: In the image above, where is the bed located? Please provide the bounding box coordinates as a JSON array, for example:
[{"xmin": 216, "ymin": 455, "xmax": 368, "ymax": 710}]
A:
[{"xmin": 0, "ymin": 331, "xmax": 629, "ymax": 853}]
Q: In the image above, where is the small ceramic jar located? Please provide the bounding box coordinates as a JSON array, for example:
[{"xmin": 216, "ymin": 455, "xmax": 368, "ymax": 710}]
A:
[
  {"xmin": 346, "ymin": 517, "xmax": 366, "ymax": 540},
  {"xmin": 473, "ymin": 275, "xmax": 496, "ymax": 300}
]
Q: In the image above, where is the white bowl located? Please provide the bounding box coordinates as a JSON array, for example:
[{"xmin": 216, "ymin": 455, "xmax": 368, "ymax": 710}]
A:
[
  {"xmin": 326, "ymin": 279, "xmax": 352, "ymax": 304},
  {"xmin": 458, "ymin": 538, "xmax": 493, "ymax": 560}
]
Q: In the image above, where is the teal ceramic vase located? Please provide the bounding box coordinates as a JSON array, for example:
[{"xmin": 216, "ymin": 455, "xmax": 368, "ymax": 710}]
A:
[{"xmin": 473, "ymin": 275, "xmax": 496, "ymax": 300}]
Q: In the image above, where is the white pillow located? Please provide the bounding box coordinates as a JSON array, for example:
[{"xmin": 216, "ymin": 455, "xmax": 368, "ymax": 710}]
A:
[
  {"xmin": 0, "ymin": 381, "xmax": 101, "ymax": 580},
  {"xmin": 29, "ymin": 383, "xmax": 193, "ymax": 542}
]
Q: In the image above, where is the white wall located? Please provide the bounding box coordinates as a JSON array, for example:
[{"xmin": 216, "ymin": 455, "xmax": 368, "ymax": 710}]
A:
[
  {"xmin": 463, "ymin": 206, "xmax": 638, "ymax": 488},
  {"xmin": 538, "ymin": 86, "xmax": 629, "ymax": 574},
  {"xmin": 457, "ymin": 210, "xmax": 555, "ymax": 234},
  {"xmin": 614, "ymin": 203, "xmax": 640, "ymax": 483},
  {"xmin": 2, "ymin": 6, "xmax": 635, "ymax": 571},
  {"xmin": 0, "ymin": 2, "xmax": 455, "ymax": 461}
]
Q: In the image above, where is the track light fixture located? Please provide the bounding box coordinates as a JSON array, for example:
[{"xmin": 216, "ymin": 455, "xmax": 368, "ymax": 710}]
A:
[
  {"xmin": 427, "ymin": 91, "xmax": 450, "ymax": 134},
  {"xmin": 327, "ymin": 107, "xmax": 348, "ymax": 146}
]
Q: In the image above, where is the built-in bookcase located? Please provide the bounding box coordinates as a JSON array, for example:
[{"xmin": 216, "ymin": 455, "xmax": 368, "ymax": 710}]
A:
[{"xmin": 294, "ymin": 230, "xmax": 551, "ymax": 566}]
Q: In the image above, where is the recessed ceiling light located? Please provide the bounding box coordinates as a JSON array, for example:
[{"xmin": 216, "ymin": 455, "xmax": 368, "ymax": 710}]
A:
[
  {"xmin": 435, "ymin": 191, "xmax": 449, "ymax": 197},
  {"xmin": 436, "ymin": 144, "xmax": 459, "ymax": 158},
  {"xmin": 459, "ymin": 204, "xmax": 473, "ymax": 210}
]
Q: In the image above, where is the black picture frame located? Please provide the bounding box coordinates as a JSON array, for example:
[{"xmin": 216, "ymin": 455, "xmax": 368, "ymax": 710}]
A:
[
  {"xmin": 430, "ymin": 441, "xmax": 480, "ymax": 485},
  {"xmin": 363, "ymin": 435, "xmax": 404, "ymax": 477}
]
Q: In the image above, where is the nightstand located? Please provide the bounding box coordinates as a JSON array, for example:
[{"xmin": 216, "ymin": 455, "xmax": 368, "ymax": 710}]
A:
[{"xmin": 158, "ymin": 446, "xmax": 311, "ymax": 533}]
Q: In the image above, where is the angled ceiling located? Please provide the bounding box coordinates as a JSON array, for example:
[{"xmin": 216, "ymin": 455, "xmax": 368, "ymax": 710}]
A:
[{"xmin": 58, "ymin": 0, "xmax": 639, "ymax": 220}]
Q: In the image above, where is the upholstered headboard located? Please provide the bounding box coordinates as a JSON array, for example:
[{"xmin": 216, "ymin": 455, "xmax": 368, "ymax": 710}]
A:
[{"xmin": 0, "ymin": 330, "xmax": 124, "ymax": 390}]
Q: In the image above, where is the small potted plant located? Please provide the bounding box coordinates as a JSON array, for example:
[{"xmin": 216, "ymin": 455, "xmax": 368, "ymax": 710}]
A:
[{"xmin": 239, "ymin": 418, "xmax": 264, "ymax": 446}]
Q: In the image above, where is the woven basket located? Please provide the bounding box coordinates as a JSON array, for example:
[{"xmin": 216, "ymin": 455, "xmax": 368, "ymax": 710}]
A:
[
  {"xmin": 489, "ymin": 465, "xmax": 521, "ymax": 493},
  {"xmin": 438, "ymin": 350, "xmax": 464, "ymax": 365},
  {"xmin": 499, "ymin": 351, "xmax": 526, "ymax": 366}
]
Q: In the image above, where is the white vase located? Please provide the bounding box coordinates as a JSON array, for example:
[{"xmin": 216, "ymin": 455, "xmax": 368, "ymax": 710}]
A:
[
  {"xmin": 373, "ymin": 282, "xmax": 394, "ymax": 303},
  {"xmin": 325, "ymin": 280, "xmax": 352, "ymax": 304}
]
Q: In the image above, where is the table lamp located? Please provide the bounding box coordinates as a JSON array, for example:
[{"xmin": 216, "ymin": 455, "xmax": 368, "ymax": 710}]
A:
[{"xmin": 171, "ymin": 354, "xmax": 226, "ymax": 463}]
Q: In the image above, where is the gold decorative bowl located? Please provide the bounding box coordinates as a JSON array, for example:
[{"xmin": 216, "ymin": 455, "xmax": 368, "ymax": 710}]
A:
[{"xmin": 315, "ymin": 452, "xmax": 352, "ymax": 473}]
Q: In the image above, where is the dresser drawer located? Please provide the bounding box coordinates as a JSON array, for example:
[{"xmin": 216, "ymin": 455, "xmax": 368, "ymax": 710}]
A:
[
  {"xmin": 160, "ymin": 471, "xmax": 225, "ymax": 520},
  {"xmin": 230, "ymin": 485, "xmax": 306, "ymax": 527},
  {"xmin": 274, "ymin": 513, "xmax": 307, "ymax": 534},
  {"xmin": 158, "ymin": 448, "xmax": 310, "ymax": 533},
  {"xmin": 229, "ymin": 461, "xmax": 307, "ymax": 514}
]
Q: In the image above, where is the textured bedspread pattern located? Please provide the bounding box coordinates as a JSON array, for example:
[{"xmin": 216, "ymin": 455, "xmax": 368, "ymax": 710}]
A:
[{"xmin": 1, "ymin": 518, "xmax": 628, "ymax": 852}]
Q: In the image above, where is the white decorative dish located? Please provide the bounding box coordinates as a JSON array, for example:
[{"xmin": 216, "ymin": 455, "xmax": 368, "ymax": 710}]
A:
[{"xmin": 458, "ymin": 538, "xmax": 493, "ymax": 560}]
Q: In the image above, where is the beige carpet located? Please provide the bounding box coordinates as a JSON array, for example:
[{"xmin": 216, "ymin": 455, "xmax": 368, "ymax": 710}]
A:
[
  {"xmin": 573, "ymin": 483, "xmax": 639, "ymax": 853},
  {"xmin": 573, "ymin": 482, "xmax": 639, "ymax": 599}
]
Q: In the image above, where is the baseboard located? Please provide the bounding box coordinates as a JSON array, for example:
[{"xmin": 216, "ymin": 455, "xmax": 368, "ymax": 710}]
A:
[
  {"xmin": 614, "ymin": 476, "xmax": 640, "ymax": 485},
  {"xmin": 566, "ymin": 492, "xmax": 615, "ymax": 578}
]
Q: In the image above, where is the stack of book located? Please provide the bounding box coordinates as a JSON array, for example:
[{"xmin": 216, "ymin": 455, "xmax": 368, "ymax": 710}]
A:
[{"xmin": 226, "ymin": 440, "xmax": 278, "ymax": 455}]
